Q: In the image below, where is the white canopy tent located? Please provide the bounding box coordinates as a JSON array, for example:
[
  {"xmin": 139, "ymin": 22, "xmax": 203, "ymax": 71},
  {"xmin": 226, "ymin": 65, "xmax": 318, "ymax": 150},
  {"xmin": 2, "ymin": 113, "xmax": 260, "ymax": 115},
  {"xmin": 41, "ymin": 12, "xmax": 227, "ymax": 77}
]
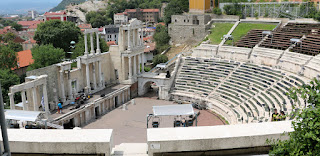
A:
[
  {"xmin": 148, "ymin": 104, "xmax": 198, "ymax": 128},
  {"xmin": 152, "ymin": 104, "xmax": 195, "ymax": 116},
  {"xmin": 4, "ymin": 109, "xmax": 43, "ymax": 122}
]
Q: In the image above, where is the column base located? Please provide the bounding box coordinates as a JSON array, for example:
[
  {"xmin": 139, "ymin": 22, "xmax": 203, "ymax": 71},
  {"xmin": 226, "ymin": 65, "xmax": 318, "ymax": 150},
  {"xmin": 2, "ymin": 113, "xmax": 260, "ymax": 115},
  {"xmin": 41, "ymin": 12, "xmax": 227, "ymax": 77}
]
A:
[{"xmin": 85, "ymin": 86, "xmax": 91, "ymax": 94}]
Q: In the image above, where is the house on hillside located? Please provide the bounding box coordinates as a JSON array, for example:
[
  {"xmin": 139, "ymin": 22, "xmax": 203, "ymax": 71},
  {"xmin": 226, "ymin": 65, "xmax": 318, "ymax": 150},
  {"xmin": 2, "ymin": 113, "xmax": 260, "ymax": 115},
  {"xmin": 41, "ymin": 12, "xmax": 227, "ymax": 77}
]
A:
[
  {"xmin": 114, "ymin": 9, "xmax": 160, "ymax": 25},
  {"xmin": 43, "ymin": 11, "xmax": 78, "ymax": 23},
  {"xmin": 17, "ymin": 21, "xmax": 42, "ymax": 32},
  {"xmin": 13, "ymin": 49, "xmax": 34, "ymax": 76}
]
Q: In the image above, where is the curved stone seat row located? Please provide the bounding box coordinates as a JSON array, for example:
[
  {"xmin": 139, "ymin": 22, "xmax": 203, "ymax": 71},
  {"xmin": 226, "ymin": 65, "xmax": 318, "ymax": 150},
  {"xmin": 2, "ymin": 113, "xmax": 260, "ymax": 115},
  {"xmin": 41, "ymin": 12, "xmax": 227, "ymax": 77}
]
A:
[{"xmin": 171, "ymin": 57, "xmax": 308, "ymax": 124}]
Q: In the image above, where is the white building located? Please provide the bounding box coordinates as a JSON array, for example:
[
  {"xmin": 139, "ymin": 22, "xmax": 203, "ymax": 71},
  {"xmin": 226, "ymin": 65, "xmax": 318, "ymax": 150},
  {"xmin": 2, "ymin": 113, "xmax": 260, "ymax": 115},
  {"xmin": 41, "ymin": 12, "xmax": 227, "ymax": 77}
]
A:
[{"xmin": 114, "ymin": 13, "xmax": 129, "ymax": 25}]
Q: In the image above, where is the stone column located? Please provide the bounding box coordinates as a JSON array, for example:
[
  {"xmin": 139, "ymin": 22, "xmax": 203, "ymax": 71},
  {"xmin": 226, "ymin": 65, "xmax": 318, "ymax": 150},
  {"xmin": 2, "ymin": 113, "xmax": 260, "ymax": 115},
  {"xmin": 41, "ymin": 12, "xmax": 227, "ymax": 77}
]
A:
[
  {"xmin": 86, "ymin": 63, "xmax": 91, "ymax": 92},
  {"xmin": 21, "ymin": 90, "xmax": 27, "ymax": 110},
  {"xmin": 90, "ymin": 33, "xmax": 95, "ymax": 54},
  {"xmin": 133, "ymin": 29, "xmax": 136, "ymax": 47},
  {"xmin": 68, "ymin": 79, "xmax": 73, "ymax": 100},
  {"xmin": 122, "ymin": 92, "xmax": 125, "ymax": 104},
  {"xmin": 138, "ymin": 53, "xmax": 141, "ymax": 75},
  {"xmin": 142, "ymin": 54, "xmax": 145, "ymax": 73},
  {"xmin": 43, "ymin": 84, "xmax": 50, "ymax": 118},
  {"xmin": 141, "ymin": 28, "xmax": 144, "ymax": 45},
  {"xmin": 128, "ymin": 56, "xmax": 132, "ymax": 79},
  {"xmin": 32, "ymin": 87, "xmax": 38, "ymax": 111},
  {"xmin": 133, "ymin": 55, "xmax": 137, "ymax": 76},
  {"xmin": 60, "ymin": 15, "xmax": 64, "ymax": 21},
  {"xmin": 98, "ymin": 61, "xmax": 103, "ymax": 88},
  {"xmin": 9, "ymin": 93, "xmax": 15, "ymax": 110},
  {"xmin": 128, "ymin": 29, "xmax": 131, "ymax": 50},
  {"xmin": 84, "ymin": 33, "xmax": 88, "ymax": 56},
  {"xmin": 60, "ymin": 70, "xmax": 66, "ymax": 102},
  {"xmin": 96, "ymin": 32, "xmax": 101, "ymax": 54},
  {"xmin": 128, "ymin": 88, "xmax": 131, "ymax": 100},
  {"xmin": 93, "ymin": 63, "xmax": 97, "ymax": 90}
]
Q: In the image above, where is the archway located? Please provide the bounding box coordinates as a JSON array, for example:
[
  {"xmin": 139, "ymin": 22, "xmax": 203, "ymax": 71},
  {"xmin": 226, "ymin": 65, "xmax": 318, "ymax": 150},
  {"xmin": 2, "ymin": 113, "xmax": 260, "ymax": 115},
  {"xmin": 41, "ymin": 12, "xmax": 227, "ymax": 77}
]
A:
[{"xmin": 141, "ymin": 81, "xmax": 159, "ymax": 99}]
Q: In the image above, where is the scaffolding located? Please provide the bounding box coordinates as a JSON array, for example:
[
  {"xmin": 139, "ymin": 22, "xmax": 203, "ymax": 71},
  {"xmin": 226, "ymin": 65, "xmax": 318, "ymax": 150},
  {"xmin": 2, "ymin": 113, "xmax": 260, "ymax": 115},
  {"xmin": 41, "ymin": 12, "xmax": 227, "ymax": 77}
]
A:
[{"xmin": 0, "ymin": 83, "xmax": 11, "ymax": 156}]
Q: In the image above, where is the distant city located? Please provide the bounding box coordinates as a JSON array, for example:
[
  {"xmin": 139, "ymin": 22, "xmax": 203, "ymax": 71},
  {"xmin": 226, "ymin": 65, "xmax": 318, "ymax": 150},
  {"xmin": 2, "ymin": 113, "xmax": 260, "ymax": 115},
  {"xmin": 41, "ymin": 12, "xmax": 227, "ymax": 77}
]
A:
[{"xmin": 0, "ymin": 0, "xmax": 61, "ymax": 15}]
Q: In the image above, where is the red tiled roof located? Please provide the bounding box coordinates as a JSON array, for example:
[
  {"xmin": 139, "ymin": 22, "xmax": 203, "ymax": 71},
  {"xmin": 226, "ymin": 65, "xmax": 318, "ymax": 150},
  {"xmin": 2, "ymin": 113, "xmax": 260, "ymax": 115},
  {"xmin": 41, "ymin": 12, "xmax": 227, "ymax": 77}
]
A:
[
  {"xmin": 44, "ymin": 11, "xmax": 66, "ymax": 16},
  {"xmin": 107, "ymin": 41, "xmax": 116, "ymax": 46},
  {"xmin": 78, "ymin": 24, "xmax": 92, "ymax": 29},
  {"xmin": 15, "ymin": 50, "xmax": 34, "ymax": 69},
  {"xmin": 0, "ymin": 26, "xmax": 14, "ymax": 34},
  {"xmin": 143, "ymin": 36, "xmax": 153, "ymax": 41},
  {"xmin": 17, "ymin": 21, "xmax": 42, "ymax": 27},
  {"xmin": 144, "ymin": 42, "xmax": 155, "ymax": 53},
  {"xmin": 157, "ymin": 22, "xmax": 165, "ymax": 26},
  {"xmin": 98, "ymin": 27, "xmax": 104, "ymax": 32},
  {"xmin": 142, "ymin": 9, "xmax": 159, "ymax": 13},
  {"xmin": 115, "ymin": 12, "xmax": 127, "ymax": 15}
]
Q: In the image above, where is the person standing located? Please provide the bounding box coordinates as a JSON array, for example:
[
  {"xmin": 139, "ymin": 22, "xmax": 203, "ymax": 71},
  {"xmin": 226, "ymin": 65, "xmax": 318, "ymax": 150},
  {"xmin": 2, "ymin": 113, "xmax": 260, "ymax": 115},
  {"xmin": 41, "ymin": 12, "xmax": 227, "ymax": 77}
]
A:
[
  {"xmin": 271, "ymin": 109, "xmax": 279, "ymax": 122},
  {"xmin": 57, "ymin": 102, "xmax": 62, "ymax": 114}
]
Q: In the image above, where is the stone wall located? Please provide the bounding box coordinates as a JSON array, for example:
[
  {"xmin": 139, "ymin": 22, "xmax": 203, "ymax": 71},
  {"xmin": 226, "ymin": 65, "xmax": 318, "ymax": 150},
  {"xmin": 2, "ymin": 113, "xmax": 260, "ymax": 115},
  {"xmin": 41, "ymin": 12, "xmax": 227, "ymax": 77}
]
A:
[{"xmin": 26, "ymin": 65, "xmax": 59, "ymax": 110}]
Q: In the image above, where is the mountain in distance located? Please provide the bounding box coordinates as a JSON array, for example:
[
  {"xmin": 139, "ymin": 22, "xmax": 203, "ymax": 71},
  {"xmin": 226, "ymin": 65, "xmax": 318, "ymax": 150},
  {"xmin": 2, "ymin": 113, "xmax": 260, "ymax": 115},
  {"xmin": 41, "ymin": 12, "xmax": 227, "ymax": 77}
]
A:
[
  {"xmin": 50, "ymin": 0, "xmax": 87, "ymax": 12},
  {"xmin": 0, "ymin": 0, "xmax": 62, "ymax": 14}
]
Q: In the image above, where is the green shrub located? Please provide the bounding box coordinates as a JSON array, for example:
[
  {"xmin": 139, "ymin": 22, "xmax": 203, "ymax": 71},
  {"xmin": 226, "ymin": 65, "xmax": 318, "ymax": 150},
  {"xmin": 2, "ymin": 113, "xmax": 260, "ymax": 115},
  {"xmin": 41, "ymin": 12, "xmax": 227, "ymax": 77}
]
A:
[
  {"xmin": 152, "ymin": 54, "xmax": 168, "ymax": 67},
  {"xmin": 213, "ymin": 8, "xmax": 222, "ymax": 15}
]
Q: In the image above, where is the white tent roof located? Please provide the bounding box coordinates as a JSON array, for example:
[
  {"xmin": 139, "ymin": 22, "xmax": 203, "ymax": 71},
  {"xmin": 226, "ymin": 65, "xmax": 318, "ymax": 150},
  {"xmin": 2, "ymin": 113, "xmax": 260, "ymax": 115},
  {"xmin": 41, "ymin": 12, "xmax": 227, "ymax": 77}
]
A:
[
  {"xmin": 5, "ymin": 109, "xmax": 43, "ymax": 122},
  {"xmin": 153, "ymin": 104, "xmax": 195, "ymax": 116}
]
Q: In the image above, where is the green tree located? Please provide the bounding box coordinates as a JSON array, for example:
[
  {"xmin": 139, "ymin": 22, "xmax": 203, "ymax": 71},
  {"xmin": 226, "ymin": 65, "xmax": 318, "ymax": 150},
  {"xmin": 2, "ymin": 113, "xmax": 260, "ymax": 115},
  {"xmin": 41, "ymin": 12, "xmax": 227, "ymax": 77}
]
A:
[
  {"xmin": 152, "ymin": 54, "xmax": 168, "ymax": 66},
  {"xmin": 7, "ymin": 41, "xmax": 23, "ymax": 52},
  {"xmin": 153, "ymin": 25, "xmax": 170, "ymax": 53},
  {"xmin": 29, "ymin": 44, "xmax": 65, "ymax": 70},
  {"xmin": 34, "ymin": 20, "xmax": 81, "ymax": 52},
  {"xmin": 86, "ymin": 11, "xmax": 111, "ymax": 28},
  {"xmin": 0, "ymin": 45, "xmax": 17, "ymax": 70},
  {"xmin": 72, "ymin": 34, "xmax": 109, "ymax": 59},
  {"xmin": 269, "ymin": 78, "xmax": 320, "ymax": 155},
  {"xmin": 1, "ymin": 32, "xmax": 16, "ymax": 42},
  {"xmin": 0, "ymin": 69, "xmax": 20, "ymax": 107},
  {"xmin": 163, "ymin": 0, "xmax": 189, "ymax": 25},
  {"xmin": 11, "ymin": 23, "xmax": 22, "ymax": 31}
]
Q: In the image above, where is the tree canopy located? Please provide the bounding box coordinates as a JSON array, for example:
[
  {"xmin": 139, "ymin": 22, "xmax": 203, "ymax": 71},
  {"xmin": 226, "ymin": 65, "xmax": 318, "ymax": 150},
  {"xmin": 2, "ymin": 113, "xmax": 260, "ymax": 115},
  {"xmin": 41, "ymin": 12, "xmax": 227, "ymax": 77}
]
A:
[
  {"xmin": 29, "ymin": 44, "xmax": 65, "ymax": 70},
  {"xmin": 269, "ymin": 78, "xmax": 320, "ymax": 155},
  {"xmin": 0, "ymin": 69, "xmax": 20, "ymax": 107},
  {"xmin": 34, "ymin": 20, "xmax": 81, "ymax": 52},
  {"xmin": 152, "ymin": 54, "xmax": 168, "ymax": 66},
  {"xmin": 72, "ymin": 34, "xmax": 109, "ymax": 59},
  {"xmin": 85, "ymin": 11, "xmax": 111, "ymax": 28},
  {"xmin": 0, "ymin": 45, "xmax": 17, "ymax": 70},
  {"xmin": 163, "ymin": 0, "xmax": 188, "ymax": 24},
  {"xmin": 153, "ymin": 24, "xmax": 170, "ymax": 53}
]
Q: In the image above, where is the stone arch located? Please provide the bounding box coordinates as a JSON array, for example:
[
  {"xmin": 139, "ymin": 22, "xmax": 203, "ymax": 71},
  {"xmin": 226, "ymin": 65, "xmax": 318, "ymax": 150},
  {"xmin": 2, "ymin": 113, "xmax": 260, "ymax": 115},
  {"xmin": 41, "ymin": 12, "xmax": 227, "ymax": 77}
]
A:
[{"xmin": 138, "ymin": 79, "xmax": 164, "ymax": 96}]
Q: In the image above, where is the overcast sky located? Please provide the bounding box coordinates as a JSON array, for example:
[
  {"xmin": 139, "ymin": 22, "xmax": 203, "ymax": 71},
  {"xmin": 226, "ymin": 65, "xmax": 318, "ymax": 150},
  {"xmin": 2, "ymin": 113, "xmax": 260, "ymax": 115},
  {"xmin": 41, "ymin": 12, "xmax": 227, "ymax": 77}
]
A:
[{"xmin": 0, "ymin": 0, "xmax": 62, "ymax": 14}]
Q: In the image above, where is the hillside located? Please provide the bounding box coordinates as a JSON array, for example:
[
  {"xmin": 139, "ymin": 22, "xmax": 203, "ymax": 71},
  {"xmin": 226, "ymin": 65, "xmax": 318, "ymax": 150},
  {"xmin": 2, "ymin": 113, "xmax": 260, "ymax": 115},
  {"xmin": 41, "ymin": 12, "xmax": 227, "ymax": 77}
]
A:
[{"xmin": 50, "ymin": 0, "xmax": 87, "ymax": 12}]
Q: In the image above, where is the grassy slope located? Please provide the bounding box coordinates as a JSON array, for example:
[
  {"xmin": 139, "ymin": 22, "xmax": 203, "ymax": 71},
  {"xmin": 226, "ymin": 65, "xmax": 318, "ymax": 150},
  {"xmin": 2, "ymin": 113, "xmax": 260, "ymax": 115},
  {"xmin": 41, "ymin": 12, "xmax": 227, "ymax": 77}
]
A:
[
  {"xmin": 208, "ymin": 23, "xmax": 235, "ymax": 45},
  {"xmin": 225, "ymin": 23, "xmax": 276, "ymax": 45},
  {"xmin": 50, "ymin": 0, "xmax": 86, "ymax": 12}
]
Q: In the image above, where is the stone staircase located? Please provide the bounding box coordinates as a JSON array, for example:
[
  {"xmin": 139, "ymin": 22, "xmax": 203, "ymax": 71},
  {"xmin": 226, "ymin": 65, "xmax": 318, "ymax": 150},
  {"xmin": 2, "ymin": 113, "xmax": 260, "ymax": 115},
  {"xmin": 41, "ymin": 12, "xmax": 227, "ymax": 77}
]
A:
[{"xmin": 111, "ymin": 143, "xmax": 148, "ymax": 156}]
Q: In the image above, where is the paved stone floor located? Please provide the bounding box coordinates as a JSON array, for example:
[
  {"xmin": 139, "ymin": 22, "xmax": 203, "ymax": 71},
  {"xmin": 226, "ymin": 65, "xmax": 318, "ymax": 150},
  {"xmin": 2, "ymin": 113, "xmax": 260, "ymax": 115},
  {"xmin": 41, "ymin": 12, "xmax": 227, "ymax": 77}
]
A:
[{"xmin": 83, "ymin": 91, "xmax": 225, "ymax": 145}]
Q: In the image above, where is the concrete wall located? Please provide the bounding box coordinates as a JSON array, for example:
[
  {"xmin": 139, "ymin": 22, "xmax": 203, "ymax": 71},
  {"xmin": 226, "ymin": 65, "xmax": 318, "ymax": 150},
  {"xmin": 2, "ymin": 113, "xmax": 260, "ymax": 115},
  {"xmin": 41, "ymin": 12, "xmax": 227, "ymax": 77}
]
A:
[
  {"xmin": 0, "ymin": 129, "xmax": 113, "ymax": 155},
  {"xmin": 147, "ymin": 121, "xmax": 293, "ymax": 156}
]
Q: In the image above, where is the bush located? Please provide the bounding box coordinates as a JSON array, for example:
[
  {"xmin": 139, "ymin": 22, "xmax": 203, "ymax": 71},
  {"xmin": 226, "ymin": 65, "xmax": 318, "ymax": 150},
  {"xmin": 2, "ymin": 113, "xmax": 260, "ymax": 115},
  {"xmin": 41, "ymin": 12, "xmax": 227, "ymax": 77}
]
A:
[
  {"xmin": 152, "ymin": 54, "xmax": 168, "ymax": 67},
  {"xmin": 144, "ymin": 66, "xmax": 151, "ymax": 72},
  {"xmin": 213, "ymin": 8, "xmax": 222, "ymax": 15}
]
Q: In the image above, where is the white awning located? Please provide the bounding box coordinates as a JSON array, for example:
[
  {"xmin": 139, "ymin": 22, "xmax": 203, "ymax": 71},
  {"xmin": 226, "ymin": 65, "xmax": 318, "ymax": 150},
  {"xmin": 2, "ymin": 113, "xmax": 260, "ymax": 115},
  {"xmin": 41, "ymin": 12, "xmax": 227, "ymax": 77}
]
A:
[
  {"xmin": 4, "ymin": 109, "xmax": 43, "ymax": 122},
  {"xmin": 153, "ymin": 104, "xmax": 195, "ymax": 116}
]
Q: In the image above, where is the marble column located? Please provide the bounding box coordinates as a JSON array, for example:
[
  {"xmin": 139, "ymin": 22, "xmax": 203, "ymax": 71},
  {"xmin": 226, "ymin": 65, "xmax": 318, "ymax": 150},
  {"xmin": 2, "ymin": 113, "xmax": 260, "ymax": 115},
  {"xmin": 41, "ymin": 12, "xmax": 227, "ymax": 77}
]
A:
[
  {"xmin": 128, "ymin": 89, "xmax": 131, "ymax": 100},
  {"xmin": 84, "ymin": 33, "xmax": 88, "ymax": 56},
  {"xmin": 93, "ymin": 63, "xmax": 97, "ymax": 90},
  {"xmin": 133, "ymin": 29, "xmax": 136, "ymax": 47},
  {"xmin": 21, "ymin": 90, "xmax": 27, "ymax": 110},
  {"xmin": 9, "ymin": 93, "xmax": 15, "ymax": 109},
  {"xmin": 122, "ymin": 92, "xmax": 125, "ymax": 104},
  {"xmin": 86, "ymin": 63, "xmax": 91, "ymax": 92},
  {"xmin": 68, "ymin": 79, "xmax": 73, "ymax": 100},
  {"xmin": 133, "ymin": 55, "xmax": 137, "ymax": 76},
  {"xmin": 138, "ymin": 54, "xmax": 141, "ymax": 75},
  {"xmin": 90, "ymin": 33, "xmax": 95, "ymax": 54},
  {"xmin": 98, "ymin": 61, "xmax": 103, "ymax": 88},
  {"xmin": 141, "ymin": 28, "xmax": 144, "ymax": 45},
  {"xmin": 96, "ymin": 33, "xmax": 101, "ymax": 54},
  {"xmin": 32, "ymin": 87, "xmax": 38, "ymax": 111},
  {"xmin": 128, "ymin": 29, "xmax": 131, "ymax": 50},
  {"xmin": 60, "ymin": 70, "xmax": 65, "ymax": 102},
  {"xmin": 43, "ymin": 84, "xmax": 50, "ymax": 118},
  {"xmin": 142, "ymin": 54, "xmax": 145, "ymax": 73},
  {"xmin": 128, "ymin": 56, "xmax": 132, "ymax": 79}
]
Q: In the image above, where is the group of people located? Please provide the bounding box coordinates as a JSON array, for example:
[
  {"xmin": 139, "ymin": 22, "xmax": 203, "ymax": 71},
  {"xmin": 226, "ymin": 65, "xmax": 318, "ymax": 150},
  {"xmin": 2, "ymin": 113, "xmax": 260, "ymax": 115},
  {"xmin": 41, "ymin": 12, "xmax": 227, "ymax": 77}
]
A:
[{"xmin": 271, "ymin": 109, "xmax": 286, "ymax": 121}]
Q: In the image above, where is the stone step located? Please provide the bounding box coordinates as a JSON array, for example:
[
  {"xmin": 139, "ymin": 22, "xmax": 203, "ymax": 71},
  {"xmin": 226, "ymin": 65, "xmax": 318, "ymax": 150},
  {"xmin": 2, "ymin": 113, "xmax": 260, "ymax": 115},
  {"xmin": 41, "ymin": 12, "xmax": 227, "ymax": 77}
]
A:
[{"xmin": 112, "ymin": 143, "xmax": 148, "ymax": 156}]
